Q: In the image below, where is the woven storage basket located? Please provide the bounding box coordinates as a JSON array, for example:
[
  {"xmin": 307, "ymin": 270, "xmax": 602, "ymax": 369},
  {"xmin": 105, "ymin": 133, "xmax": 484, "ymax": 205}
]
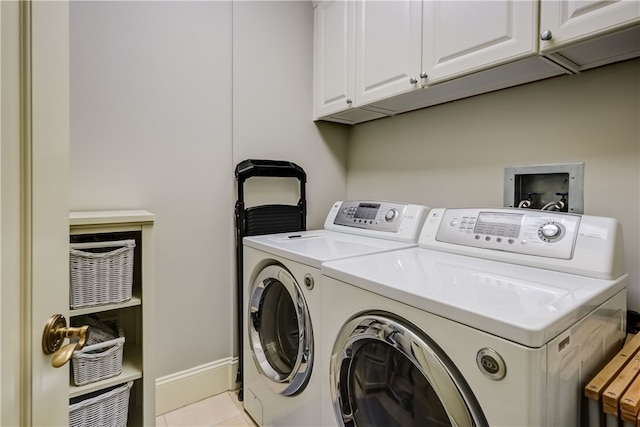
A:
[
  {"xmin": 72, "ymin": 324, "xmax": 125, "ymax": 386},
  {"xmin": 70, "ymin": 240, "xmax": 135, "ymax": 308},
  {"xmin": 69, "ymin": 381, "xmax": 133, "ymax": 427}
]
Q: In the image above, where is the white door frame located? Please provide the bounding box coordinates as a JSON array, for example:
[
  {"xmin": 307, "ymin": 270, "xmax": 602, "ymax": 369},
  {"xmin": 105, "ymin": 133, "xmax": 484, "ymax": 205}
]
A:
[
  {"xmin": 1, "ymin": 1, "xmax": 70, "ymax": 425},
  {"xmin": 1, "ymin": 1, "xmax": 24, "ymax": 422}
]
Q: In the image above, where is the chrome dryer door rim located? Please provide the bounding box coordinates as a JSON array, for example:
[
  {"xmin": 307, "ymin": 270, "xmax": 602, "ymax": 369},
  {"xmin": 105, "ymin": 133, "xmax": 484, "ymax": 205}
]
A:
[
  {"xmin": 249, "ymin": 264, "xmax": 313, "ymax": 396},
  {"xmin": 330, "ymin": 312, "xmax": 487, "ymax": 427}
]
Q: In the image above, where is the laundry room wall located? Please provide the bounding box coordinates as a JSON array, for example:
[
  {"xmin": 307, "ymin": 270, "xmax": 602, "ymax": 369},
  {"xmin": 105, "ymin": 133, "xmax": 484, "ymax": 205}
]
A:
[
  {"xmin": 345, "ymin": 58, "xmax": 640, "ymax": 311},
  {"xmin": 69, "ymin": 0, "xmax": 348, "ymax": 386},
  {"xmin": 231, "ymin": 1, "xmax": 349, "ymax": 228}
]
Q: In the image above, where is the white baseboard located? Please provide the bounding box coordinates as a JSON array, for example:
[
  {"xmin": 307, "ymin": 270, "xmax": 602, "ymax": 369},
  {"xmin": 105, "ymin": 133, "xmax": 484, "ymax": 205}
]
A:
[{"xmin": 155, "ymin": 357, "xmax": 239, "ymax": 416}]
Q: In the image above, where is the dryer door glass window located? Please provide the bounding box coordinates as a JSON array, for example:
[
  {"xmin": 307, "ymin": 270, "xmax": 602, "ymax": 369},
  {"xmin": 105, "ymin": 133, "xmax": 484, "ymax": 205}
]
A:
[
  {"xmin": 331, "ymin": 314, "xmax": 486, "ymax": 427},
  {"xmin": 249, "ymin": 265, "xmax": 313, "ymax": 396},
  {"xmin": 347, "ymin": 341, "xmax": 450, "ymax": 426},
  {"xmin": 259, "ymin": 278, "xmax": 299, "ymax": 374}
]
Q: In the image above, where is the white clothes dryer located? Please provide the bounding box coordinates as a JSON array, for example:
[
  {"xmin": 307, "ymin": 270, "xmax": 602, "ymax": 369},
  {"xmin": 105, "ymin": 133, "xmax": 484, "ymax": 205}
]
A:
[
  {"xmin": 242, "ymin": 200, "xmax": 429, "ymax": 426},
  {"xmin": 320, "ymin": 208, "xmax": 628, "ymax": 427}
]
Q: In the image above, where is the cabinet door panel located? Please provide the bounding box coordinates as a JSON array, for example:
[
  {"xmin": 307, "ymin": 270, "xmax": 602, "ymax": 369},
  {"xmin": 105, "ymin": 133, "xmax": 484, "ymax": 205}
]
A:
[
  {"xmin": 423, "ymin": 0, "xmax": 537, "ymax": 83},
  {"xmin": 540, "ymin": 0, "xmax": 640, "ymax": 52},
  {"xmin": 313, "ymin": 1, "xmax": 355, "ymax": 118},
  {"xmin": 355, "ymin": 0, "xmax": 422, "ymax": 105}
]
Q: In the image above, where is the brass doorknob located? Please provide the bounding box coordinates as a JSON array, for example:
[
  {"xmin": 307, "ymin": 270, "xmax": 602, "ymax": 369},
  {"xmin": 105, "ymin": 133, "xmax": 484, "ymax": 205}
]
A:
[{"xmin": 42, "ymin": 314, "xmax": 89, "ymax": 368}]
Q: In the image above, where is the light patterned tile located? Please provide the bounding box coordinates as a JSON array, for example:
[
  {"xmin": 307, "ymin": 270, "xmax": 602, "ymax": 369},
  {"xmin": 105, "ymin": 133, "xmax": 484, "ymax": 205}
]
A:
[
  {"xmin": 242, "ymin": 411, "xmax": 259, "ymax": 427},
  {"xmin": 163, "ymin": 392, "xmax": 242, "ymax": 426},
  {"xmin": 213, "ymin": 414, "xmax": 250, "ymax": 426},
  {"xmin": 227, "ymin": 390, "xmax": 244, "ymax": 412},
  {"xmin": 224, "ymin": 390, "xmax": 258, "ymax": 427}
]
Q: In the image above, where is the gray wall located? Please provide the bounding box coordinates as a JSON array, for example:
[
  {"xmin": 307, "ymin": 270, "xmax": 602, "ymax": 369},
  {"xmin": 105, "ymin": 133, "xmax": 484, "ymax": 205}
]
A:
[
  {"xmin": 70, "ymin": 1, "xmax": 348, "ymax": 378},
  {"xmin": 346, "ymin": 58, "xmax": 640, "ymax": 311},
  {"xmin": 232, "ymin": 1, "xmax": 349, "ymax": 227}
]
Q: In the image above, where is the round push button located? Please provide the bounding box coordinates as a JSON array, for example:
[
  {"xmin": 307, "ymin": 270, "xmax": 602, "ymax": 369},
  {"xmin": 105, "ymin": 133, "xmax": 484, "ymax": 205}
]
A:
[
  {"xmin": 304, "ymin": 274, "xmax": 314, "ymax": 290},
  {"xmin": 476, "ymin": 348, "xmax": 506, "ymax": 380}
]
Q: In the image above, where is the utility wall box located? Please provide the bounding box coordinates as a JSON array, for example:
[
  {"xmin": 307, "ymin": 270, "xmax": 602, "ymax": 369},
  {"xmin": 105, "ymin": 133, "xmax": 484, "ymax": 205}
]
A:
[{"xmin": 504, "ymin": 163, "xmax": 584, "ymax": 214}]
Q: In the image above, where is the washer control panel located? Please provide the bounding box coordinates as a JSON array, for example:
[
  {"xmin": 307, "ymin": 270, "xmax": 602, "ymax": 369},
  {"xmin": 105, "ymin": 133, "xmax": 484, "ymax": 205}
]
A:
[
  {"xmin": 331, "ymin": 201, "xmax": 408, "ymax": 232},
  {"xmin": 434, "ymin": 208, "xmax": 581, "ymax": 259}
]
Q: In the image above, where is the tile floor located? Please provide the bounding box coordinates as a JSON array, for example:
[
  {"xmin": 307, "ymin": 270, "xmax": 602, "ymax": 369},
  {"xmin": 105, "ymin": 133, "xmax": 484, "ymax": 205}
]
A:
[{"xmin": 156, "ymin": 390, "xmax": 258, "ymax": 427}]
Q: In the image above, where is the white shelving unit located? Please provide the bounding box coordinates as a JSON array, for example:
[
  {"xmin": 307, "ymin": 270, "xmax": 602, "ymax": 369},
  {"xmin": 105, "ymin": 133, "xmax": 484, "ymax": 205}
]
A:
[{"xmin": 69, "ymin": 210, "xmax": 156, "ymax": 425}]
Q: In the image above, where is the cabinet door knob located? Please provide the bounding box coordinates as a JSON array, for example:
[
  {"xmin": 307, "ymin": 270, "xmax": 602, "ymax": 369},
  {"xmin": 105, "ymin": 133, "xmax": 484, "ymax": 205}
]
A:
[
  {"xmin": 540, "ymin": 30, "xmax": 552, "ymax": 41},
  {"xmin": 409, "ymin": 77, "xmax": 418, "ymax": 85},
  {"xmin": 346, "ymin": 99, "xmax": 352, "ymax": 105},
  {"xmin": 420, "ymin": 72, "xmax": 428, "ymax": 79}
]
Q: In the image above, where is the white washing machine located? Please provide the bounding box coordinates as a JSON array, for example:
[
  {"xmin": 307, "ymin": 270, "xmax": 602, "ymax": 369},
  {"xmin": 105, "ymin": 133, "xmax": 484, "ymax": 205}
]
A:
[
  {"xmin": 320, "ymin": 207, "xmax": 628, "ymax": 427},
  {"xmin": 242, "ymin": 200, "xmax": 430, "ymax": 426}
]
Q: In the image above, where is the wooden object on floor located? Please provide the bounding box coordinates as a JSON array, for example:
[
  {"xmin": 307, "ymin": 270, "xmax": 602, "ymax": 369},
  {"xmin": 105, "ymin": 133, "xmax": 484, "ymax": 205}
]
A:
[
  {"xmin": 585, "ymin": 333, "xmax": 640, "ymax": 426},
  {"xmin": 602, "ymin": 352, "xmax": 640, "ymax": 417},
  {"xmin": 620, "ymin": 373, "xmax": 640, "ymax": 423},
  {"xmin": 586, "ymin": 334, "xmax": 640, "ymax": 401}
]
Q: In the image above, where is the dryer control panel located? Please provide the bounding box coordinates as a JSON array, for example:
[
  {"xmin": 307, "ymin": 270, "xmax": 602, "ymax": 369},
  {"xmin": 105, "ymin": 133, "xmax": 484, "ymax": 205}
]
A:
[
  {"xmin": 324, "ymin": 201, "xmax": 429, "ymax": 243},
  {"xmin": 419, "ymin": 208, "xmax": 625, "ymax": 280},
  {"xmin": 434, "ymin": 208, "xmax": 581, "ymax": 259}
]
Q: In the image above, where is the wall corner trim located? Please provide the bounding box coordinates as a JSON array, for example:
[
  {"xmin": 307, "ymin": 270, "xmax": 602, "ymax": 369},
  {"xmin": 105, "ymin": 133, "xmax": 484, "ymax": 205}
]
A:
[{"xmin": 155, "ymin": 357, "xmax": 239, "ymax": 416}]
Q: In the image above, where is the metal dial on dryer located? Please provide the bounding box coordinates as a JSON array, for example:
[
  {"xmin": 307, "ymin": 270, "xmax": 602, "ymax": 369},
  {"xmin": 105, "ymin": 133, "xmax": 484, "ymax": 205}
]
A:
[
  {"xmin": 385, "ymin": 209, "xmax": 398, "ymax": 222},
  {"xmin": 538, "ymin": 222, "xmax": 563, "ymax": 242}
]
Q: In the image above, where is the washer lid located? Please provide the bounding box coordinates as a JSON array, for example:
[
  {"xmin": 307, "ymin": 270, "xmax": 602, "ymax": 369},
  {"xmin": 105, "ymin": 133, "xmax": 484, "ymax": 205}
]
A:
[
  {"xmin": 321, "ymin": 248, "xmax": 627, "ymax": 348},
  {"xmin": 243, "ymin": 230, "xmax": 416, "ymax": 269}
]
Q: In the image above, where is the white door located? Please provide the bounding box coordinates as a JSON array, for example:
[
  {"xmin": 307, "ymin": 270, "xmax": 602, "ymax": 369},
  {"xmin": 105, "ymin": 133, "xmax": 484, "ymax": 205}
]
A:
[
  {"xmin": 422, "ymin": 0, "xmax": 537, "ymax": 84},
  {"xmin": 313, "ymin": 0, "xmax": 355, "ymax": 119},
  {"xmin": 540, "ymin": 0, "xmax": 640, "ymax": 52},
  {"xmin": 1, "ymin": 1, "xmax": 70, "ymax": 425},
  {"xmin": 355, "ymin": 0, "xmax": 422, "ymax": 106}
]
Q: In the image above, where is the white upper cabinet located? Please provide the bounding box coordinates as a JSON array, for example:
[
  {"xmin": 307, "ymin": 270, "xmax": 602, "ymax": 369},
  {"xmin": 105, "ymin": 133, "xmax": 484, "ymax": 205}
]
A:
[
  {"xmin": 540, "ymin": 0, "xmax": 640, "ymax": 70},
  {"xmin": 313, "ymin": 1, "xmax": 355, "ymax": 118},
  {"xmin": 423, "ymin": 0, "xmax": 538, "ymax": 84},
  {"xmin": 313, "ymin": 0, "xmax": 551, "ymax": 124},
  {"xmin": 313, "ymin": 1, "xmax": 389, "ymax": 124},
  {"xmin": 313, "ymin": 0, "xmax": 639, "ymax": 125},
  {"xmin": 355, "ymin": 0, "xmax": 422, "ymax": 105},
  {"xmin": 540, "ymin": 0, "xmax": 639, "ymax": 49}
]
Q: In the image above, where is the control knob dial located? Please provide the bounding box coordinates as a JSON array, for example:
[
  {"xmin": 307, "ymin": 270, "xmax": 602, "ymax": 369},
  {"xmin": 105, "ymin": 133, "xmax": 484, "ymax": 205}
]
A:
[
  {"xmin": 539, "ymin": 222, "xmax": 562, "ymax": 241},
  {"xmin": 385, "ymin": 209, "xmax": 399, "ymax": 222}
]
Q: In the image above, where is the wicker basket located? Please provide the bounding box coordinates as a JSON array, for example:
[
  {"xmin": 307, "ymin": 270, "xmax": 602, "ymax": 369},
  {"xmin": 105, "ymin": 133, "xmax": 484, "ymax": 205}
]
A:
[
  {"xmin": 70, "ymin": 240, "xmax": 135, "ymax": 308},
  {"xmin": 69, "ymin": 381, "xmax": 133, "ymax": 427},
  {"xmin": 72, "ymin": 323, "xmax": 125, "ymax": 386}
]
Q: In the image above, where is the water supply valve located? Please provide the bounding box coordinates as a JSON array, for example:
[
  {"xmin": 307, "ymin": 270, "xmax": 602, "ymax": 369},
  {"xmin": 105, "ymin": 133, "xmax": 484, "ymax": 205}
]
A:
[
  {"xmin": 518, "ymin": 192, "xmax": 538, "ymax": 209},
  {"xmin": 541, "ymin": 193, "xmax": 568, "ymax": 211}
]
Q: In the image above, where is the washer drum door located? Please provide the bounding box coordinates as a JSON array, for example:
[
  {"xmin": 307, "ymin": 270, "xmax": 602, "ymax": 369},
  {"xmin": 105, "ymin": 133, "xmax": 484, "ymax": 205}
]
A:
[
  {"xmin": 331, "ymin": 313, "xmax": 487, "ymax": 427},
  {"xmin": 249, "ymin": 264, "xmax": 313, "ymax": 396}
]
